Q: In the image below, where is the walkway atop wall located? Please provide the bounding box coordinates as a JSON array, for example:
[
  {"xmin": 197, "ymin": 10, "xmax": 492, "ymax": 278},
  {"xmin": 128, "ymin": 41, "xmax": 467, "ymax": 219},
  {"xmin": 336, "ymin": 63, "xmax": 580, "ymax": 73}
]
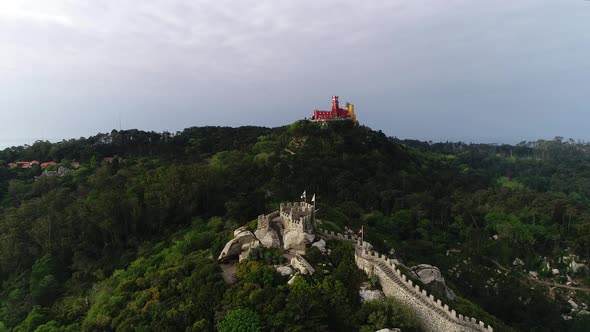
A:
[
  {"xmin": 358, "ymin": 248, "xmax": 491, "ymax": 332},
  {"xmin": 318, "ymin": 229, "xmax": 493, "ymax": 332}
]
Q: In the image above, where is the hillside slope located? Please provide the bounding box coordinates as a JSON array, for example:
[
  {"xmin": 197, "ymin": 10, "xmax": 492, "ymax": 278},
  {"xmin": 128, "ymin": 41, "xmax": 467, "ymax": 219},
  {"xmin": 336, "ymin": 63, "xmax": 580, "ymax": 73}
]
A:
[{"xmin": 0, "ymin": 121, "xmax": 589, "ymax": 331}]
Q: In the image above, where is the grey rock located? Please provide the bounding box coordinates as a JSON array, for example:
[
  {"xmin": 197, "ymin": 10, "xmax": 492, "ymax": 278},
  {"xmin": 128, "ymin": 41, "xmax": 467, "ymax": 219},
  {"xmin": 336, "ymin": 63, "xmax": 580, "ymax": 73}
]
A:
[
  {"xmin": 570, "ymin": 261, "xmax": 588, "ymax": 274},
  {"xmin": 304, "ymin": 232, "xmax": 316, "ymax": 244},
  {"xmin": 569, "ymin": 299, "xmax": 579, "ymax": 310},
  {"xmin": 359, "ymin": 288, "xmax": 385, "ymax": 303},
  {"xmin": 255, "ymin": 228, "xmax": 281, "ymax": 249},
  {"xmin": 283, "ymin": 230, "xmax": 307, "ymax": 254},
  {"xmin": 411, "ymin": 264, "xmax": 456, "ymax": 301},
  {"xmin": 311, "ymin": 239, "xmax": 326, "ymax": 252},
  {"xmin": 277, "ymin": 266, "xmax": 293, "ymax": 276},
  {"xmin": 291, "ymin": 254, "xmax": 315, "ymax": 275},
  {"xmin": 233, "ymin": 226, "xmax": 248, "ymax": 237},
  {"xmin": 513, "ymin": 258, "xmax": 525, "ymax": 266},
  {"xmin": 218, "ymin": 231, "xmax": 257, "ymax": 261}
]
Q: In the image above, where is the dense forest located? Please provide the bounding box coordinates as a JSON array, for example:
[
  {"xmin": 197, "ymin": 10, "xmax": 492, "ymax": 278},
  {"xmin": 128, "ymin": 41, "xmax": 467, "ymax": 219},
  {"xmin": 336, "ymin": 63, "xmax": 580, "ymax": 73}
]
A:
[{"xmin": 1, "ymin": 120, "xmax": 590, "ymax": 331}]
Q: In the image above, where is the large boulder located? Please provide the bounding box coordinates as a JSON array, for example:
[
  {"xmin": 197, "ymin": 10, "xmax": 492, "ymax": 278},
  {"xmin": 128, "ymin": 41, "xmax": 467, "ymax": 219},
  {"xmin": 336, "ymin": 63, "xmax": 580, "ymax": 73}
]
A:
[
  {"xmin": 359, "ymin": 283, "xmax": 385, "ymax": 303},
  {"xmin": 218, "ymin": 231, "xmax": 257, "ymax": 261},
  {"xmin": 233, "ymin": 226, "xmax": 248, "ymax": 237},
  {"xmin": 239, "ymin": 241, "xmax": 261, "ymax": 262},
  {"xmin": 277, "ymin": 266, "xmax": 293, "ymax": 277},
  {"xmin": 283, "ymin": 230, "xmax": 307, "ymax": 254},
  {"xmin": 255, "ymin": 228, "xmax": 281, "ymax": 248},
  {"xmin": 411, "ymin": 264, "xmax": 456, "ymax": 301},
  {"xmin": 311, "ymin": 239, "xmax": 326, "ymax": 253},
  {"xmin": 291, "ymin": 254, "xmax": 315, "ymax": 275},
  {"xmin": 513, "ymin": 258, "xmax": 525, "ymax": 267},
  {"xmin": 569, "ymin": 299, "xmax": 579, "ymax": 311},
  {"xmin": 570, "ymin": 261, "xmax": 588, "ymax": 274}
]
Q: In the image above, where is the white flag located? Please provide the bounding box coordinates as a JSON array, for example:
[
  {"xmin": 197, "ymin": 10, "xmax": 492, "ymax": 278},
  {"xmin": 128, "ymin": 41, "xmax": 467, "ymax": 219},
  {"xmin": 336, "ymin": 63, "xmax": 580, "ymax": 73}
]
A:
[
  {"xmin": 301, "ymin": 190, "xmax": 306, "ymax": 200},
  {"xmin": 311, "ymin": 194, "xmax": 316, "ymax": 203}
]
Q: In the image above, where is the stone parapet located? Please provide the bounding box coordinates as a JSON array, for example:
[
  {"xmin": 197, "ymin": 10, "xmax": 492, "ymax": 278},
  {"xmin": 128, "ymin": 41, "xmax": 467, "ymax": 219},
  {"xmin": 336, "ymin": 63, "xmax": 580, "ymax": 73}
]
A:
[
  {"xmin": 257, "ymin": 210, "xmax": 279, "ymax": 231},
  {"xmin": 318, "ymin": 229, "xmax": 493, "ymax": 332}
]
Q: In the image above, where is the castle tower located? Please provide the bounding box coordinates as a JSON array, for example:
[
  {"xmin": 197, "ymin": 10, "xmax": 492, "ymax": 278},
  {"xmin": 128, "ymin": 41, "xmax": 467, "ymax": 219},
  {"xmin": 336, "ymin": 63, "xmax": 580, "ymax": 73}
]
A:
[{"xmin": 331, "ymin": 96, "xmax": 339, "ymax": 118}]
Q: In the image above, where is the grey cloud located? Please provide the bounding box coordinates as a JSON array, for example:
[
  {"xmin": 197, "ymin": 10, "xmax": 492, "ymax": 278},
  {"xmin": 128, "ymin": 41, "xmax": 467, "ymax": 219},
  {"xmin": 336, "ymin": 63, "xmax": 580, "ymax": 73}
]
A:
[{"xmin": 1, "ymin": 0, "xmax": 590, "ymax": 148}]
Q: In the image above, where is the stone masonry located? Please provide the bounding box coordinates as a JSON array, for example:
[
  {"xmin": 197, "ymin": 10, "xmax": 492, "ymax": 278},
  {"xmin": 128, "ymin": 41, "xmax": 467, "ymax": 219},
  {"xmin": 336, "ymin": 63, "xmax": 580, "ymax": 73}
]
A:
[
  {"xmin": 257, "ymin": 202, "xmax": 315, "ymax": 237},
  {"xmin": 318, "ymin": 229, "xmax": 493, "ymax": 332}
]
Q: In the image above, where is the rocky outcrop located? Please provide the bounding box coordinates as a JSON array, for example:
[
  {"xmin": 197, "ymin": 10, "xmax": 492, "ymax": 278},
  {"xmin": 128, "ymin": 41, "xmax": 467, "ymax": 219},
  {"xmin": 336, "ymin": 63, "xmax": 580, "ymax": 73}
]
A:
[
  {"xmin": 411, "ymin": 264, "xmax": 456, "ymax": 301},
  {"xmin": 283, "ymin": 230, "xmax": 308, "ymax": 254},
  {"xmin": 233, "ymin": 226, "xmax": 248, "ymax": 237},
  {"xmin": 255, "ymin": 228, "xmax": 281, "ymax": 248},
  {"xmin": 311, "ymin": 239, "xmax": 326, "ymax": 252},
  {"xmin": 304, "ymin": 233, "xmax": 315, "ymax": 244},
  {"xmin": 218, "ymin": 231, "xmax": 257, "ymax": 261},
  {"xmin": 239, "ymin": 241, "xmax": 260, "ymax": 262},
  {"xmin": 291, "ymin": 254, "xmax": 315, "ymax": 275},
  {"xmin": 570, "ymin": 261, "xmax": 588, "ymax": 274},
  {"xmin": 512, "ymin": 258, "xmax": 525, "ymax": 267},
  {"xmin": 359, "ymin": 284, "xmax": 385, "ymax": 303},
  {"xmin": 277, "ymin": 266, "xmax": 293, "ymax": 277}
]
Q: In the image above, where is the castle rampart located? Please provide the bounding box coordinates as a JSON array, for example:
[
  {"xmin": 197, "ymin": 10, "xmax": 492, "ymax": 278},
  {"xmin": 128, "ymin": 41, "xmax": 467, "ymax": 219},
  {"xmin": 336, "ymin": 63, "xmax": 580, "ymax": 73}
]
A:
[
  {"xmin": 318, "ymin": 229, "xmax": 493, "ymax": 332},
  {"xmin": 257, "ymin": 211, "xmax": 279, "ymax": 231}
]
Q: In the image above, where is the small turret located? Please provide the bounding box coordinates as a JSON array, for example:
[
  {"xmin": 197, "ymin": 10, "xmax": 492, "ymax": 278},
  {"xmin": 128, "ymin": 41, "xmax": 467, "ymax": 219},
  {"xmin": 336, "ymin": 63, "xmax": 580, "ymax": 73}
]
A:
[{"xmin": 349, "ymin": 103, "xmax": 356, "ymax": 123}]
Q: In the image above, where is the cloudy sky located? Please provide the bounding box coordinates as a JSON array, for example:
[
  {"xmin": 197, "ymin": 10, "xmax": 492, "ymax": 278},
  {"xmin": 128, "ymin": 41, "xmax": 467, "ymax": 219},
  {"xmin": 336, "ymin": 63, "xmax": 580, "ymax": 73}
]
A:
[{"xmin": 1, "ymin": 0, "xmax": 589, "ymax": 147}]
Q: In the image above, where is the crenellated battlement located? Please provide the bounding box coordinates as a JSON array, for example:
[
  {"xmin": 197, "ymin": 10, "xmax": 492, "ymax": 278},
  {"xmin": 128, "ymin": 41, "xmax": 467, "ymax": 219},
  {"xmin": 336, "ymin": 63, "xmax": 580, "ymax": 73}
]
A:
[
  {"xmin": 257, "ymin": 211, "xmax": 279, "ymax": 231},
  {"xmin": 317, "ymin": 229, "xmax": 493, "ymax": 332},
  {"xmin": 280, "ymin": 201, "xmax": 315, "ymax": 211},
  {"xmin": 256, "ymin": 202, "xmax": 315, "ymax": 252},
  {"xmin": 318, "ymin": 229, "xmax": 360, "ymax": 243},
  {"xmin": 279, "ymin": 202, "xmax": 314, "ymax": 233}
]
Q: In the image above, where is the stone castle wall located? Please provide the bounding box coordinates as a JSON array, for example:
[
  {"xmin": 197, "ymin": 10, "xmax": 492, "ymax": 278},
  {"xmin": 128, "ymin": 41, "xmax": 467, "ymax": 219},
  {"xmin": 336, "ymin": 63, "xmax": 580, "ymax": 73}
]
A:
[
  {"xmin": 318, "ymin": 229, "xmax": 493, "ymax": 332},
  {"xmin": 319, "ymin": 229, "xmax": 360, "ymax": 243},
  {"xmin": 257, "ymin": 211, "xmax": 279, "ymax": 231}
]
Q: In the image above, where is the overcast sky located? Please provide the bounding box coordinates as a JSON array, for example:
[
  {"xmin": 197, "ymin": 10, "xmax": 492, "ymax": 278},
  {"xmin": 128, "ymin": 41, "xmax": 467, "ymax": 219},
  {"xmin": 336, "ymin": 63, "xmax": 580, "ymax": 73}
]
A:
[{"xmin": 1, "ymin": 1, "xmax": 589, "ymax": 147}]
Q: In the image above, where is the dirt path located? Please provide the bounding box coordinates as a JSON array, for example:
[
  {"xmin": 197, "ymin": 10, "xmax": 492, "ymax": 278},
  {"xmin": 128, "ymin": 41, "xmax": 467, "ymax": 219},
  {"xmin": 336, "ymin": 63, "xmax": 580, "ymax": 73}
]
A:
[{"xmin": 490, "ymin": 259, "xmax": 590, "ymax": 294}]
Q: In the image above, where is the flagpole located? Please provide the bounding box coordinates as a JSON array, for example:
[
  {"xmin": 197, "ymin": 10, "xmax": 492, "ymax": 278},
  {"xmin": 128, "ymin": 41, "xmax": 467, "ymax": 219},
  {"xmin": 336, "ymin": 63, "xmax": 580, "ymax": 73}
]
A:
[{"xmin": 312, "ymin": 194, "xmax": 316, "ymax": 222}]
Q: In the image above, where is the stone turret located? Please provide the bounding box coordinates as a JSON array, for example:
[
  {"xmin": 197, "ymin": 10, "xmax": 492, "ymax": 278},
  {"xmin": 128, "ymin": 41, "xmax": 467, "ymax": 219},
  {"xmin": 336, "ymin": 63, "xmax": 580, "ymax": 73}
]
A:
[
  {"xmin": 280, "ymin": 201, "xmax": 315, "ymax": 233},
  {"xmin": 253, "ymin": 201, "xmax": 316, "ymax": 255}
]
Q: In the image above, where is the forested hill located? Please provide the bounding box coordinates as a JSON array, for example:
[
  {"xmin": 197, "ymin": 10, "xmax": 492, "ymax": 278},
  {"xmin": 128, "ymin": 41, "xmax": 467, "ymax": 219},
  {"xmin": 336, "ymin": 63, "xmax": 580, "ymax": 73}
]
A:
[{"xmin": 0, "ymin": 121, "xmax": 589, "ymax": 331}]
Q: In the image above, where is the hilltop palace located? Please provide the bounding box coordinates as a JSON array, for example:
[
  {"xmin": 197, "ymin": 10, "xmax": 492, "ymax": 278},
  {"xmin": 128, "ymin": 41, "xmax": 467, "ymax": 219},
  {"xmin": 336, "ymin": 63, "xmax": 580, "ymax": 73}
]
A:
[{"xmin": 311, "ymin": 96, "xmax": 357, "ymax": 122}]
